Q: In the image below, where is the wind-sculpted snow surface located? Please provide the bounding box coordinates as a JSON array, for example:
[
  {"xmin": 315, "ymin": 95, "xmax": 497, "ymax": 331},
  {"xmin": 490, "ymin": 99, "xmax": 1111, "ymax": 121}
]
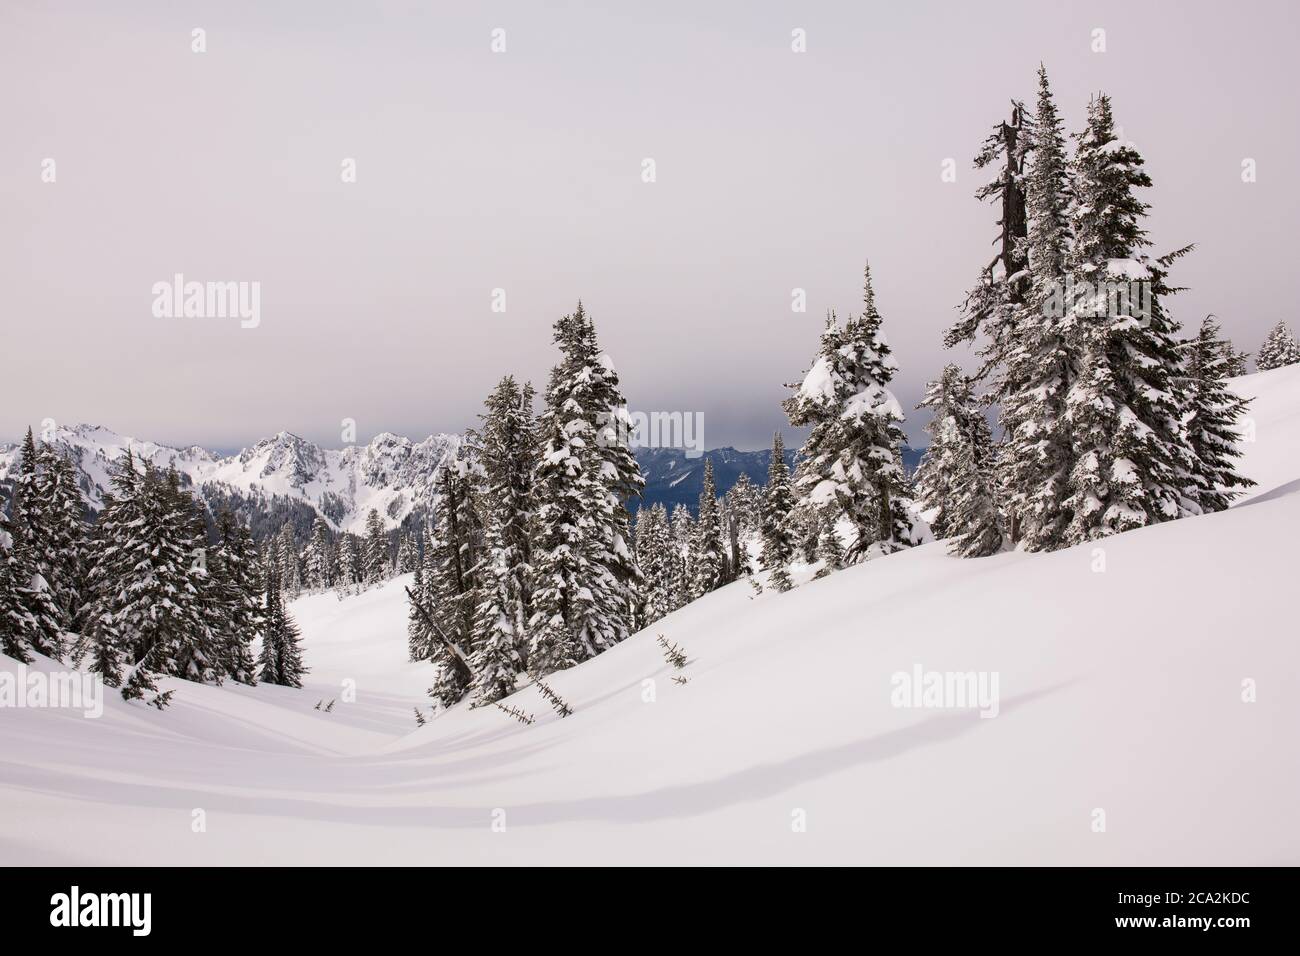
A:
[{"xmin": 1, "ymin": 367, "xmax": 1298, "ymax": 865}]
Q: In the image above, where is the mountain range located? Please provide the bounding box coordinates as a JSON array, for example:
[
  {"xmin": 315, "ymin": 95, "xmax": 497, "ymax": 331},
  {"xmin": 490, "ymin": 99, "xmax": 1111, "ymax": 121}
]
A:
[{"xmin": 0, "ymin": 424, "xmax": 924, "ymax": 540}]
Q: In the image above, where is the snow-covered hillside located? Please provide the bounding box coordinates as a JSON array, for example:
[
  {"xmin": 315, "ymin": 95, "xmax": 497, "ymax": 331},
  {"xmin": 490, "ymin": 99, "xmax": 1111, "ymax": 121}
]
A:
[
  {"xmin": 0, "ymin": 424, "xmax": 459, "ymax": 534},
  {"xmin": 2, "ymin": 367, "xmax": 1298, "ymax": 865}
]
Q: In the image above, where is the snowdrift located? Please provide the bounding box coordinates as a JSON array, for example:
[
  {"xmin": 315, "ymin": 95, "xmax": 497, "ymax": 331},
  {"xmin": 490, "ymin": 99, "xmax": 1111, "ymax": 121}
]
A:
[{"xmin": 3, "ymin": 366, "xmax": 1299, "ymax": 865}]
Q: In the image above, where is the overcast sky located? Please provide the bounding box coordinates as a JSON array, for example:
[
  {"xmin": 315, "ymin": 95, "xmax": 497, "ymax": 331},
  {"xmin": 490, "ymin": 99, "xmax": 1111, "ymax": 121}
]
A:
[{"xmin": 3, "ymin": 0, "xmax": 1298, "ymax": 451}]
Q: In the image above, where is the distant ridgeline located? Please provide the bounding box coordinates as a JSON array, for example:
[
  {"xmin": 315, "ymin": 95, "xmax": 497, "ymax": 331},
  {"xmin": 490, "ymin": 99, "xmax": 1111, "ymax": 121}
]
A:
[{"xmin": 633, "ymin": 446, "xmax": 924, "ymax": 515}]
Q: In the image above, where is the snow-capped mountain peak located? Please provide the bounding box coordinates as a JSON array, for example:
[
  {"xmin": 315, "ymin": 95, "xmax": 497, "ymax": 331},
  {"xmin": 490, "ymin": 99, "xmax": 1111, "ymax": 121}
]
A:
[{"xmin": 0, "ymin": 423, "xmax": 461, "ymax": 535}]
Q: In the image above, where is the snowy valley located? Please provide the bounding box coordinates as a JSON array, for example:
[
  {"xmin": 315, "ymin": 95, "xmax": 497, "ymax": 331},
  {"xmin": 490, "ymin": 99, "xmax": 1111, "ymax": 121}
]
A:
[{"xmin": 2, "ymin": 365, "xmax": 1296, "ymax": 866}]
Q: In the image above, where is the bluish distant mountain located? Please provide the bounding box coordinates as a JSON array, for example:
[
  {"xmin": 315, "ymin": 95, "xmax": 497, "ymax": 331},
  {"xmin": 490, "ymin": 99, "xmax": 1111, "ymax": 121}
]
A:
[{"xmin": 633, "ymin": 445, "xmax": 924, "ymax": 515}]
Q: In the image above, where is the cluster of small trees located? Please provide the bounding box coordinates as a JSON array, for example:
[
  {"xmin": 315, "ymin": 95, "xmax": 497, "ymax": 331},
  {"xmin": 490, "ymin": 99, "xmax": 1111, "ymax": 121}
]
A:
[
  {"xmin": 911, "ymin": 68, "xmax": 1255, "ymax": 557},
  {"xmin": 1, "ymin": 431, "xmax": 305, "ymax": 707},
  {"xmin": 632, "ymin": 463, "xmax": 761, "ymax": 628},
  {"xmin": 280, "ymin": 509, "xmax": 417, "ymax": 598}
]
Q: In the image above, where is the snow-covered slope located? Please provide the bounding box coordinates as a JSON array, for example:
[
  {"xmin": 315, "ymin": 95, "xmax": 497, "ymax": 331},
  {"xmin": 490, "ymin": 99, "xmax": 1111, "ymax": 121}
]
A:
[
  {"xmin": 0, "ymin": 424, "xmax": 459, "ymax": 534},
  {"xmin": 2, "ymin": 367, "xmax": 1298, "ymax": 865}
]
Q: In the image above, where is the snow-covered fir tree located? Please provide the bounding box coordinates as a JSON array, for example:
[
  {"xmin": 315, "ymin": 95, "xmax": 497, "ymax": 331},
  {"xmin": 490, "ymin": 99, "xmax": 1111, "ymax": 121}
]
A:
[
  {"xmin": 915, "ymin": 365, "xmax": 972, "ymax": 540},
  {"xmin": 407, "ymin": 529, "xmax": 430, "ymax": 661},
  {"xmin": 1062, "ymin": 94, "xmax": 1201, "ymax": 543},
  {"xmin": 424, "ymin": 453, "xmax": 483, "ymax": 708},
  {"xmin": 784, "ymin": 266, "xmax": 915, "ymax": 560},
  {"xmin": 1256, "ymin": 320, "xmax": 1300, "ymax": 371},
  {"xmin": 0, "ymin": 506, "xmax": 36, "ymax": 663},
  {"xmin": 467, "ymin": 376, "xmax": 538, "ymax": 704},
  {"xmin": 336, "ymin": 533, "xmax": 361, "ymax": 586},
  {"xmin": 157, "ymin": 465, "xmax": 221, "ymax": 682},
  {"xmin": 636, "ymin": 503, "xmax": 677, "ymax": 626},
  {"xmin": 942, "ymin": 405, "xmax": 1003, "ymax": 559},
  {"xmin": 1001, "ymin": 65, "xmax": 1075, "ymax": 552},
  {"xmin": 1183, "ymin": 316, "xmax": 1255, "ymax": 512},
  {"xmin": 813, "ymin": 511, "xmax": 844, "ymax": 579},
  {"xmin": 363, "ymin": 509, "xmax": 388, "ymax": 584},
  {"xmin": 529, "ymin": 303, "xmax": 643, "ymax": 674},
  {"xmin": 690, "ymin": 459, "xmax": 724, "ymax": 598},
  {"xmin": 396, "ymin": 533, "xmax": 418, "ymax": 575},
  {"xmin": 211, "ymin": 507, "xmax": 263, "ymax": 684},
  {"xmin": 302, "ymin": 516, "xmax": 334, "ymax": 590},
  {"xmin": 79, "ymin": 450, "xmax": 140, "ymax": 684},
  {"xmin": 914, "ymin": 363, "xmax": 1003, "ymax": 555},
  {"xmin": 724, "ymin": 471, "xmax": 763, "ymax": 538},
  {"xmin": 83, "ymin": 455, "xmax": 219, "ymax": 697},
  {"xmin": 1218, "ymin": 331, "xmax": 1250, "ymax": 378},
  {"xmin": 668, "ymin": 504, "xmax": 693, "ymax": 610},
  {"xmin": 8, "ymin": 428, "xmax": 66, "ymax": 657},
  {"xmin": 585, "ymin": 310, "xmax": 645, "ymax": 639},
  {"xmin": 32, "ymin": 446, "xmax": 89, "ymax": 632},
  {"xmin": 258, "ymin": 559, "xmax": 307, "ymax": 688},
  {"xmin": 277, "ymin": 523, "xmax": 301, "ymax": 598},
  {"xmin": 759, "ymin": 432, "xmax": 795, "ymax": 592}
]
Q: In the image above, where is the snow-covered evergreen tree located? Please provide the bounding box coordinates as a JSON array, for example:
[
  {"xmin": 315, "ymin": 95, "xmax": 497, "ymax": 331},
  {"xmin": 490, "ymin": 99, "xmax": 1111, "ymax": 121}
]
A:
[
  {"xmin": 1256, "ymin": 320, "xmax": 1300, "ymax": 371},
  {"xmin": 467, "ymin": 376, "xmax": 538, "ymax": 704},
  {"xmin": 784, "ymin": 266, "xmax": 915, "ymax": 561},
  {"xmin": 302, "ymin": 517, "xmax": 334, "ymax": 590},
  {"xmin": 759, "ymin": 432, "xmax": 795, "ymax": 592},
  {"xmin": 1062, "ymin": 94, "xmax": 1201, "ymax": 543},
  {"xmin": 157, "ymin": 465, "xmax": 221, "ymax": 682},
  {"xmin": 396, "ymin": 534, "xmax": 417, "ymax": 575},
  {"xmin": 813, "ymin": 512, "xmax": 843, "ymax": 579},
  {"xmin": 363, "ymin": 509, "xmax": 388, "ymax": 584},
  {"xmin": 0, "ymin": 506, "xmax": 36, "ymax": 663},
  {"xmin": 724, "ymin": 472, "xmax": 763, "ymax": 538},
  {"xmin": 943, "ymin": 405, "xmax": 1003, "ymax": 559},
  {"xmin": 1217, "ymin": 330, "xmax": 1250, "ymax": 378},
  {"xmin": 668, "ymin": 504, "xmax": 693, "ymax": 610},
  {"xmin": 1183, "ymin": 316, "xmax": 1256, "ymax": 512},
  {"xmin": 637, "ymin": 503, "xmax": 676, "ymax": 626},
  {"xmin": 32, "ymin": 447, "xmax": 89, "ymax": 633},
  {"xmin": 277, "ymin": 523, "xmax": 301, "ymax": 598},
  {"xmin": 9, "ymin": 428, "xmax": 65, "ymax": 657},
  {"xmin": 915, "ymin": 365, "xmax": 974, "ymax": 540},
  {"xmin": 337, "ymin": 533, "xmax": 361, "ymax": 586},
  {"xmin": 258, "ymin": 559, "xmax": 307, "ymax": 688},
  {"xmin": 84, "ymin": 455, "xmax": 218, "ymax": 697},
  {"xmin": 211, "ymin": 507, "xmax": 263, "ymax": 684},
  {"xmin": 425, "ymin": 454, "xmax": 483, "ymax": 708},
  {"xmin": 407, "ymin": 528, "xmax": 430, "ymax": 661},
  {"xmin": 529, "ymin": 303, "xmax": 642, "ymax": 674},
  {"xmin": 1002, "ymin": 65, "xmax": 1075, "ymax": 552},
  {"xmin": 915, "ymin": 363, "xmax": 1003, "ymax": 556},
  {"xmin": 79, "ymin": 450, "xmax": 140, "ymax": 684},
  {"xmin": 690, "ymin": 459, "xmax": 724, "ymax": 598}
]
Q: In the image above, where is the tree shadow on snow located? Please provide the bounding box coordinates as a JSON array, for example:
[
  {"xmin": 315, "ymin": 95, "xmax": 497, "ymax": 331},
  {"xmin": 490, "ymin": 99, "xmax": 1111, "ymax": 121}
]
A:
[{"xmin": 0, "ymin": 682, "xmax": 1071, "ymax": 831}]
